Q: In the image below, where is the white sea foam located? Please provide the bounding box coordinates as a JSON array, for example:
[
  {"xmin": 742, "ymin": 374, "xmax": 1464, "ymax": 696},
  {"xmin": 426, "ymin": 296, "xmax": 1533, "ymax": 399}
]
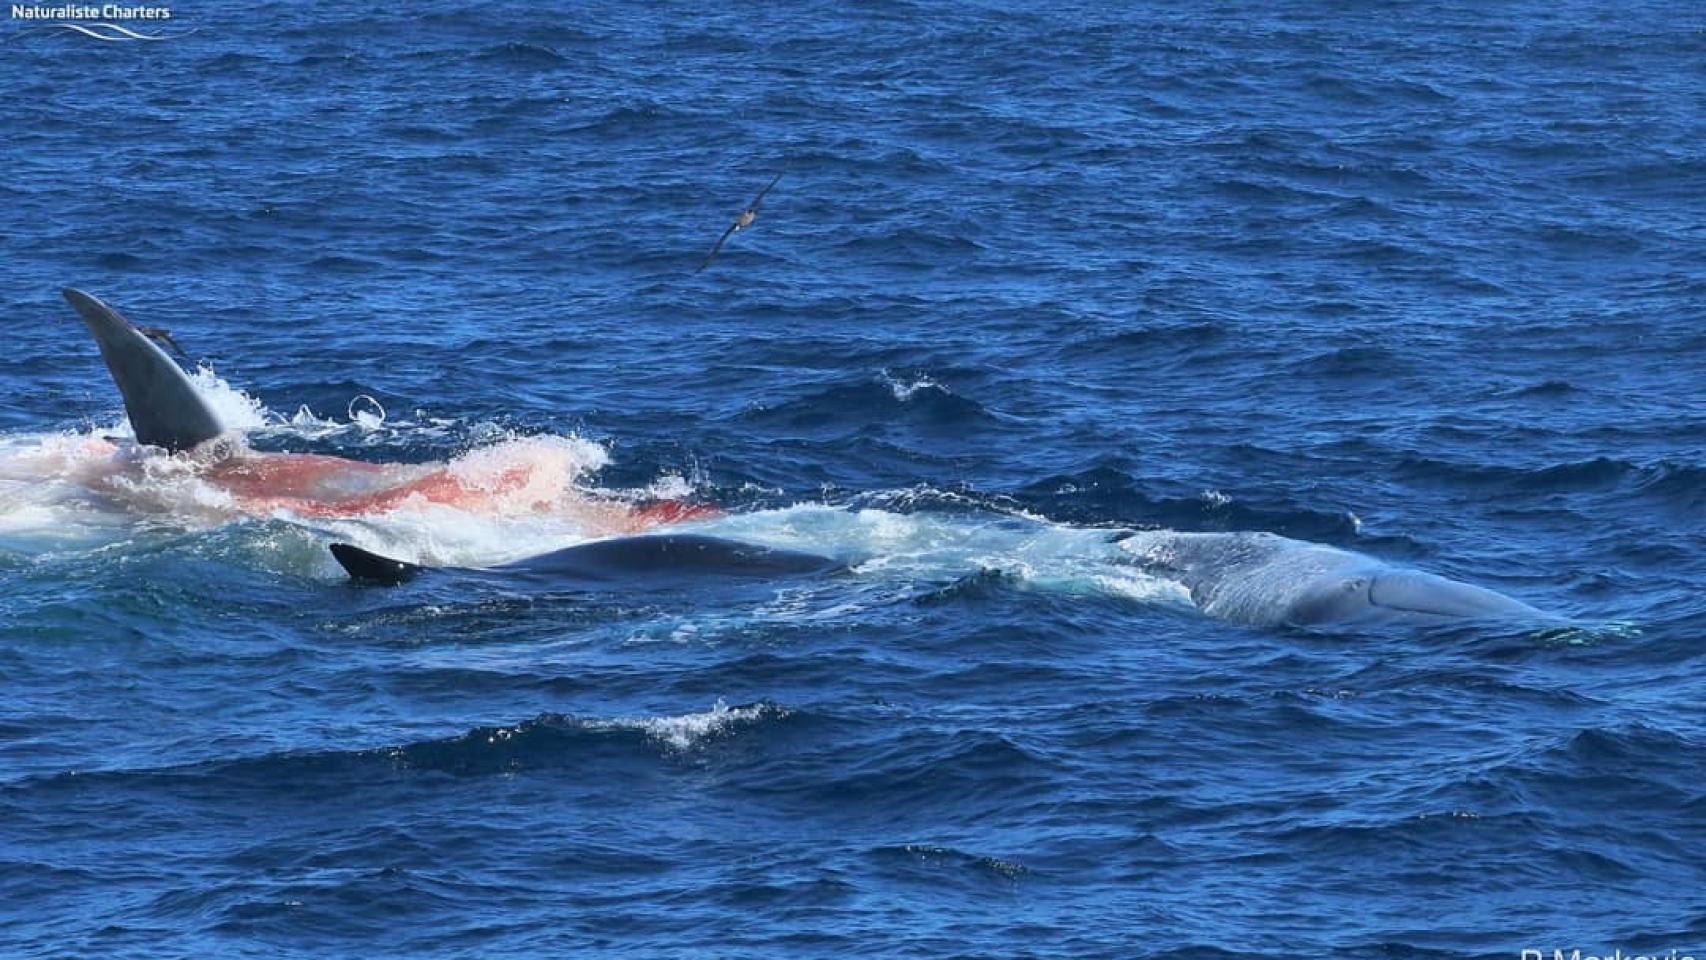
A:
[
  {"xmin": 879, "ymin": 368, "xmax": 942, "ymax": 401},
  {"xmin": 0, "ymin": 369, "xmax": 636, "ymax": 566},
  {"xmin": 587, "ymin": 699, "xmax": 780, "ymax": 751},
  {"xmin": 687, "ymin": 503, "xmax": 1177, "ymax": 602},
  {"xmin": 250, "ymin": 431, "xmax": 639, "ymax": 571}
]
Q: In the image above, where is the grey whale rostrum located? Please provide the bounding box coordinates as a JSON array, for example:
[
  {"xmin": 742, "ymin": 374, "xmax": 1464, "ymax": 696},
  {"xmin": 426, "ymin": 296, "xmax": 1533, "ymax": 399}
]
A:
[{"xmin": 1121, "ymin": 530, "xmax": 1550, "ymax": 627}]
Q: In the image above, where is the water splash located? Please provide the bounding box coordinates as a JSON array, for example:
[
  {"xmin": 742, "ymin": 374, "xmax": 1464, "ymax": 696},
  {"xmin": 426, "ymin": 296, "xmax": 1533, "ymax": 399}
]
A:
[
  {"xmin": 585, "ymin": 699, "xmax": 784, "ymax": 752},
  {"xmin": 0, "ymin": 366, "xmax": 633, "ymax": 561}
]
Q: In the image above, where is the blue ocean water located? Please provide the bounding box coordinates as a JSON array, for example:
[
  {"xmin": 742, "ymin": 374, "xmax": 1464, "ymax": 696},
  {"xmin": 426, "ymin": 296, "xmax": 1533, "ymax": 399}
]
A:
[{"xmin": 2, "ymin": 1, "xmax": 1704, "ymax": 956}]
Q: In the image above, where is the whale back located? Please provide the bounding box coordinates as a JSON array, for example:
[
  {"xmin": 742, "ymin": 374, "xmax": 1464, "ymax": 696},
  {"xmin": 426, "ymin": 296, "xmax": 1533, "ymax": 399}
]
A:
[
  {"xmin": 497, "ymin": 534, "xmax": 846, "ymax": 582},
  {"xmin": 330, "ymin": 534, "xmax": 845, "ymax": 588}
]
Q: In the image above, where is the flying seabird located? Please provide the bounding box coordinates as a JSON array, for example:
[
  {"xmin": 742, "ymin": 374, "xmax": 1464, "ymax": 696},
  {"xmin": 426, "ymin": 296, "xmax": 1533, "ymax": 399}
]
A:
[
  {"xmin": 698, "ymin": 173, "xmax": 782, "ymax": 272},
  {"xmin": 138, "ymin": 325, "xmax": 193, "ymax": 364}
]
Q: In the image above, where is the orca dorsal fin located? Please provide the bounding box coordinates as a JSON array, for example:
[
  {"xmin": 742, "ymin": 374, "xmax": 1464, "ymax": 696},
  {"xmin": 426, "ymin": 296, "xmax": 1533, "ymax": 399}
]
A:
[
  {"xmin": 329, "ymin": 543, "xmax": 424, "ymax": 585},
  {"xmin": 62, "ymin": 288, "xmax": 226, "ymax": 454}
]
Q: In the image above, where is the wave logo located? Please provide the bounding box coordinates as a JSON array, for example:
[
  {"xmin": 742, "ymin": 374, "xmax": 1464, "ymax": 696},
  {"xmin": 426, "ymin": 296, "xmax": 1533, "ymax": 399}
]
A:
[{"xmin": 51, "ymin": 20, "xmax": 177, "ymax": 40}]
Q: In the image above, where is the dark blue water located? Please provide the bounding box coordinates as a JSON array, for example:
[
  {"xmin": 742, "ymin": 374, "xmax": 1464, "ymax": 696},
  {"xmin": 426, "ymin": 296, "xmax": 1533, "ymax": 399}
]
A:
[{"xmin": 3, "ymin": 2, "xmax": 1704, "ymax": 956}]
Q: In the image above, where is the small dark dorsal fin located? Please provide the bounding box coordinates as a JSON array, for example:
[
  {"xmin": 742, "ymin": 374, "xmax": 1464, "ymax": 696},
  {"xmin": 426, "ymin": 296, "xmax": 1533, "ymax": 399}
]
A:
[{"xmin": 329, "ymin": 543, "xmax": 423, "ymax": 585}]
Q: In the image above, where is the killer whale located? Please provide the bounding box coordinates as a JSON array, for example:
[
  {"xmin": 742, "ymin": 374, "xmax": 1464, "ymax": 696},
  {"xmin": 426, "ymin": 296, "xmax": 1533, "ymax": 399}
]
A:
[
  {"xmin": 330, "ymin": 534, "xmax": 846, "ymax": 587},
  {"xmin": 62, "ymin": 288, "xmax": 225, "ymax": 453},
  {"xmin": 1120, "ymin": 530, "xmax": 1551, "ymax": 627}
]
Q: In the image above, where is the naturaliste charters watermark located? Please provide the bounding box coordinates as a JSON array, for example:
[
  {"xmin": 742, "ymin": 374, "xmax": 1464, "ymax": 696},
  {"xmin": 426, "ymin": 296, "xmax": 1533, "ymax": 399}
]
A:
[
  {"xmin": 11, "ymin": 4, "xmax": 172, "ymax": 19},
  {"xmin": 1522, "ymin": 951, "xmax": 1696, "ymax": 960}
]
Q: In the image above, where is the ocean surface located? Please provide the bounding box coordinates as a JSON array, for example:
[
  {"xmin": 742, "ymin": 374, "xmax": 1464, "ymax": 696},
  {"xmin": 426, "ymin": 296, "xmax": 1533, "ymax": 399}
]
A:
[{"xmin": 2, "ymin": 1, "xmax": 1703, "ymax": 956}]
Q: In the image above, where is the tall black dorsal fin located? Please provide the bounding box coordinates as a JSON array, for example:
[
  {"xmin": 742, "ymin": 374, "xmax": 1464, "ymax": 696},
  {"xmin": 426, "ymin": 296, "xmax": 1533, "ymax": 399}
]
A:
[{"xmin": 62, "ymin": 288, "xmax": 225, "ymax": 453}]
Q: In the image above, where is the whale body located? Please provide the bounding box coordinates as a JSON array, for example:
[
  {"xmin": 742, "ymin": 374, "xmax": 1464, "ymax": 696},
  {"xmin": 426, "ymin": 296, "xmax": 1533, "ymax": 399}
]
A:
[
  {"xmin": 335, "ymin": 527, "xmax": 1546, "ymax": 630},
  {"xmin": 330, "ymin": 534, "xmax": 846, "ymax": 588},
  {"xmin": 1120, "ymin": 531, "xmax": 1548, "ymax": 627}
]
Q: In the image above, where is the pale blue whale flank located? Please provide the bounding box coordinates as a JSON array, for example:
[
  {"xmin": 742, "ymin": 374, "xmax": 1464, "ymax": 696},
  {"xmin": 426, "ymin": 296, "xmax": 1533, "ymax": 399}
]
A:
[{"xmin": 1121, "ymin": 531, "xmax": 1549, "ymax": 627}]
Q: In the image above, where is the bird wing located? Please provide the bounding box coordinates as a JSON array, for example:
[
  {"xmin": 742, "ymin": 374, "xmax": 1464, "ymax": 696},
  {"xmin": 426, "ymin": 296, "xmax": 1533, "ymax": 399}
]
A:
[
  {"xmin": 747, "ymin": 172, "xmax": 783, "ymax": 212},
  {"xmin": 140, "ymin": 326, "xmax": 191, "ymax": 363},
  {"xmin": 698, "ymin": 221, "xmax": 741, "ymax": 271}
]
